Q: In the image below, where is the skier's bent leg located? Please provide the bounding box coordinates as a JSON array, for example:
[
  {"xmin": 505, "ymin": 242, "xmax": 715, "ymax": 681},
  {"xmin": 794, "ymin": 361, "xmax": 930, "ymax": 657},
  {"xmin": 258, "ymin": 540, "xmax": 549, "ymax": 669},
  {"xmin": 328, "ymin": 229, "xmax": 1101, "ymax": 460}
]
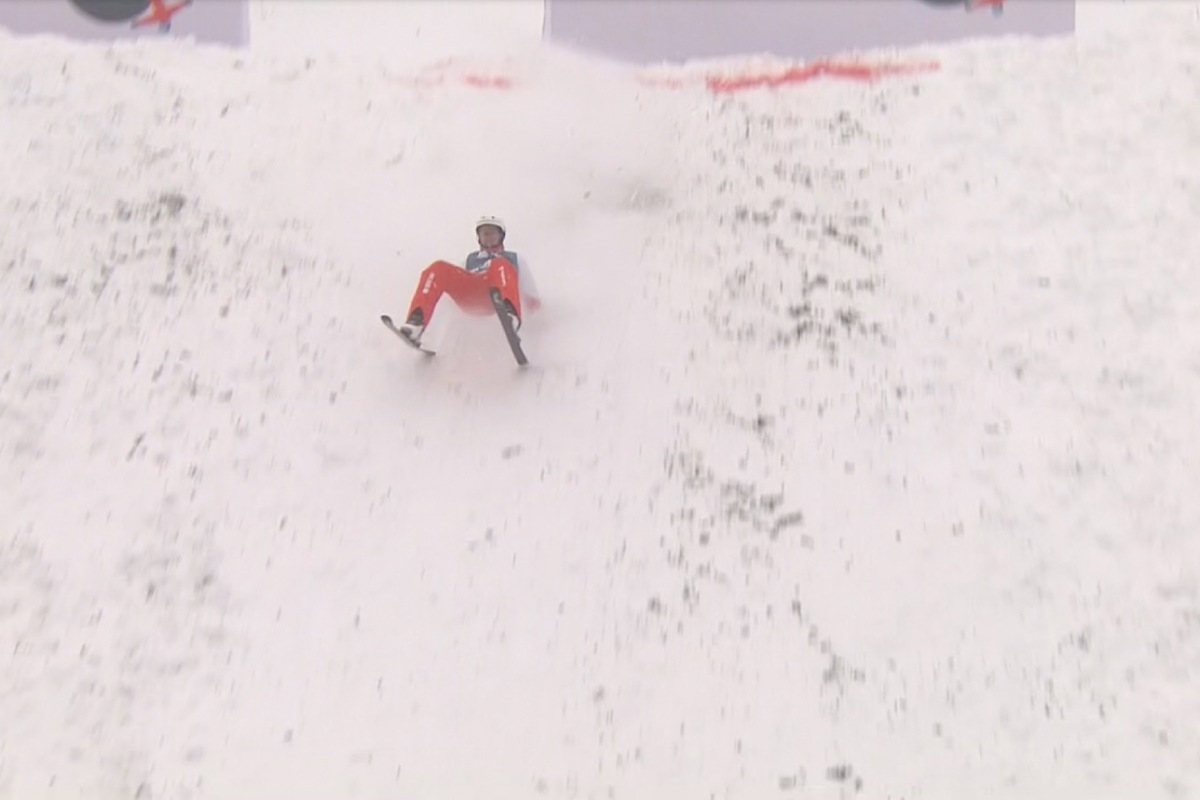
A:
[
  {"xmin": 485, "ymin": 257, "xmax": 522, "ymax": 322},
  {"xmin": 404, "ymin": 260, "xmax": 461, "ymax": 326}
]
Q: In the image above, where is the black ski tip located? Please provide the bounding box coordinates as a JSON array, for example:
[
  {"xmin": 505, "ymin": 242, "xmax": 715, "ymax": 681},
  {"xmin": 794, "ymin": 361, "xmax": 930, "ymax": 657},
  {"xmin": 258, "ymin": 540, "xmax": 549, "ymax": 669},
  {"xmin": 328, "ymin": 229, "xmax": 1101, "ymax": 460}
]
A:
[
  {"xmin": 382, "ymin": 314, "xmax": 436, "ymax": 356},
  {"xmin": 490, "ymin": 294, "xmax": 529, "ymax": 366}
]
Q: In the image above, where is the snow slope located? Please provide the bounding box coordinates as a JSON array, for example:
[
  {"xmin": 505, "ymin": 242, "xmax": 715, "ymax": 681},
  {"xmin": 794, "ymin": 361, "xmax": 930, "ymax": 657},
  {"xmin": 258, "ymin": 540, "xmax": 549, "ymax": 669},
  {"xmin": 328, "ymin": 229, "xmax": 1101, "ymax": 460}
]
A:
[{"xmin": 2, "ymin": 2, "xmax": 1199, "ymax": 799}]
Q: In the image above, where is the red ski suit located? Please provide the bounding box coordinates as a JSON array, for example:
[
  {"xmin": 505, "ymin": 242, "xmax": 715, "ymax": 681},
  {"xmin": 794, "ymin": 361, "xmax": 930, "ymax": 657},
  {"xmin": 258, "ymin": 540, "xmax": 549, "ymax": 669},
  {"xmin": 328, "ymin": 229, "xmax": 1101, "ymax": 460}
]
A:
[{"xmin": 405, "ymin": 248, "xmax": 533, "ymax": 328}]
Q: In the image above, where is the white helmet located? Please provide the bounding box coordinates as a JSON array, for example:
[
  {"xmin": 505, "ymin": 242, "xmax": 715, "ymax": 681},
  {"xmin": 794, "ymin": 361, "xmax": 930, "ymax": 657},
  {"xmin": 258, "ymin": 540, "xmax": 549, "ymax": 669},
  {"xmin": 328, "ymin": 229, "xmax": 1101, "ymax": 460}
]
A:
[{"xmin": 475, "ymin": 215, "xmax": 506, "ymax": 237}]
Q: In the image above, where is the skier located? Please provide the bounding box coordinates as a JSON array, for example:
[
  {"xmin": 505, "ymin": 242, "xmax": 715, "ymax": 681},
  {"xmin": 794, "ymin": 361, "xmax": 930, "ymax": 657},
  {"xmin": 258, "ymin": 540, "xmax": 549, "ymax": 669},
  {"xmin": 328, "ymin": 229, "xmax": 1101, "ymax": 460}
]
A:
[{"xmin": 395, "ymin": 215, "xmax": 541, "ymax": 346}]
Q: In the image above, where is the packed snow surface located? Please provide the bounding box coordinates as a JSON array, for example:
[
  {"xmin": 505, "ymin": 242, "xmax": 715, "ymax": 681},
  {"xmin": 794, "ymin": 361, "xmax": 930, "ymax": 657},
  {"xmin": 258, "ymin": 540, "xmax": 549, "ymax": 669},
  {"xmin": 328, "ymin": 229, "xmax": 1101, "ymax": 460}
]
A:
[{"xmin": 1, "ymin": 1, "xmax": 1198, "ymax": 798}]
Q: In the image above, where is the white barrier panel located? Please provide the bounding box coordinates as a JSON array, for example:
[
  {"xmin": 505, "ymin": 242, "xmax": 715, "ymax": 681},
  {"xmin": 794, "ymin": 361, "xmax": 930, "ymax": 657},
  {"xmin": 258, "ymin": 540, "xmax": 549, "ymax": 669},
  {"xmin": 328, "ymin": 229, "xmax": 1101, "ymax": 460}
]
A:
[
  {"xmin": 542, "ymin": 0, "xmax": 1073, "ymax": 64},
  {"xmin": 0, "ymin": 0, "xmax": 248, "ymax": 47}
]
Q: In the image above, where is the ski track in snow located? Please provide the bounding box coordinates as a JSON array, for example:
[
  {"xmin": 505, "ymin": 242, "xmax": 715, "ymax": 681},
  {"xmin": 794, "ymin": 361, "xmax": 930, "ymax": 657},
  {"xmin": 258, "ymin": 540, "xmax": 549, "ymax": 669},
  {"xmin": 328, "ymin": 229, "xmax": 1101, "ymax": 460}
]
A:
[{"xmin": 2, "ymin": 2, "xmax": 1199, "ymax": 799}]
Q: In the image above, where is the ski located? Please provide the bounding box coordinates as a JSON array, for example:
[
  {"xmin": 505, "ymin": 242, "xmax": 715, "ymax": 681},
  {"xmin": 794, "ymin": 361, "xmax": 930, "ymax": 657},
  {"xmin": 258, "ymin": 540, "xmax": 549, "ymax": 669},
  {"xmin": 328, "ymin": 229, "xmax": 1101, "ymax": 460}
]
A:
[
  {"xmin": 381, "ymin": 314, "xmax": 436, "ymax": 357},
  {"xmin": 490, "ymin": 288, "xmax": 528, "ymax": 366}
]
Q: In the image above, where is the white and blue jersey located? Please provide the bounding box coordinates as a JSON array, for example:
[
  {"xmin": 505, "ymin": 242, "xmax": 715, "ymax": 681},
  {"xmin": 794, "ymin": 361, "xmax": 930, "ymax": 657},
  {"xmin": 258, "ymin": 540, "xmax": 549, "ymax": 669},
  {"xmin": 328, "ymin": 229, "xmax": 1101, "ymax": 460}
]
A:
[
  {"xmin": 464, "ymin": 248, "xmax": 520, "ymax": 275},
  {"xmin": 463, "ymin": 249, "xmax": 541, "ymax": 306}
]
